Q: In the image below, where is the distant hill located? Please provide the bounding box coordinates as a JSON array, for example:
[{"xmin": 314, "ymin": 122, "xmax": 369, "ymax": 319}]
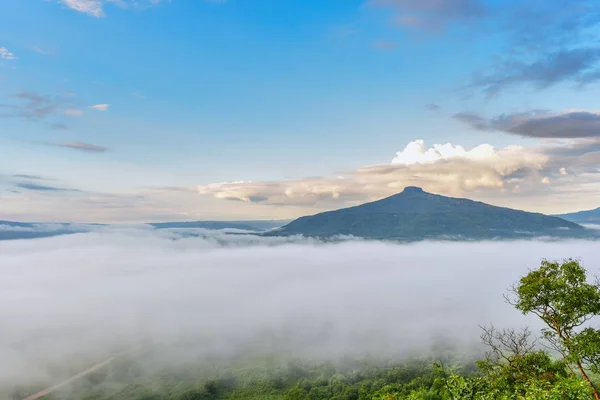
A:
[
  {"xmin": 0, "ymin": 221, "xmax": 100, "ymax": 241},
  {"xmin": 555, "ymin": 207, "xmax": 600, "ymax": 224},
  {"xmin": 0, "ymin": 219, "xmax": 289, "ymax": 240},
  {"xmin": 269, "ymin": 187, "xmax": 589, "ymax": 240},
  {"xmin": 150, "ymin": 221, "xmax": 260, "ymax": 231}
]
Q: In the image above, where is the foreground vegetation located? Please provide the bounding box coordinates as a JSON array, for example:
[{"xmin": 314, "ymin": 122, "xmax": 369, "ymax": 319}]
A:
[{"xmin": 9, "ymin": 258, "xmax": 600, "ymax": 399}]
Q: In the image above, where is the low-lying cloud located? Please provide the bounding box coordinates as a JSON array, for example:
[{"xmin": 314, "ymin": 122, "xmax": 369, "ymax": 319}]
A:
[{"xmin": 1, "ymin": 230, "xmax": 599, "ymax": 389}]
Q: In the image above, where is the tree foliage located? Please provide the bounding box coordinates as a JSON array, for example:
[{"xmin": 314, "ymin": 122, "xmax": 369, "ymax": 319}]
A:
[{"xmin": 508, "ymin": 258, "xmax": 600, "ymax": 399}]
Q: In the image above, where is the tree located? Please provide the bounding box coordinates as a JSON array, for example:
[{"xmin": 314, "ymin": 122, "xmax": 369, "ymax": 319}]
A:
[
  {"xmin": 285, "ymin": 385, "xmax": 308, "ymax": 400},
  {"xmin": 507, "ymin": 258, "xmax": 600, "ymax": 399}
]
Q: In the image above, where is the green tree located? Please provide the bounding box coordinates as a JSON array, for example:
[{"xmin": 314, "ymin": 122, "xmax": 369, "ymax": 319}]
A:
[
  {"xmin": 285, "ymin": 385, "xmax": 308, "ymax": 400},
  {"xmin": 476, "ymin": 325, "xmax": 571, "ymax": 394},
  {"xmin": 508, "ymin": 258, "xmax": 600, "ymax": 399}
]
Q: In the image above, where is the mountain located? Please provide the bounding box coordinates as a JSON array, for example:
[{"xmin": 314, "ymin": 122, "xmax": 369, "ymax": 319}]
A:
[
  {"xmin": 554, "ymin": 207, "xmax": 600, "ymax": 224},
  {"xmin": 270, "ymin": 187, "xmax": 589, "ymax": 240}
]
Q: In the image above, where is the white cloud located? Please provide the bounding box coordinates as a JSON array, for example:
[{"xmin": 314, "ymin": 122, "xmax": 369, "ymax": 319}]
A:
[
  {"xmin": 89, "ymin": 103, "xmax": 110, "ymax": 111},
  {"xmin": 58, "ymin": 0, "xmax": 167, "ymax": 17},
  {"xmin": 0, "ymin": 47, "xmax": 16, "ymax": 60},
  {"xmin": 2, "ymin": 230, "xmax": 598, "ymax": 387},
  {"xmin": 63, "ymin": 108, "xmax": 83, "ymax": 117},
  {"xmin": 200, "ymin": 140, "xmax": 547, "ymax": 204},
  {"xmin": 391, "ymin": 140, "xmax": 496, "ymax": 165},
  {"xmin": 60, "ymin": 0, "xmax": 105, "ymax": 17}
]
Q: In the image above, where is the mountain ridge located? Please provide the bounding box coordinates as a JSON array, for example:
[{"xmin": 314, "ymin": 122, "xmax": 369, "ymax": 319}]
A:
[
  {"xmin": 0, "ymin": 219, "xmax": 289, "ymax": 241},
  {"xmin": 555, "ymin": 207, "xmax": 600, "ymax": 224}
]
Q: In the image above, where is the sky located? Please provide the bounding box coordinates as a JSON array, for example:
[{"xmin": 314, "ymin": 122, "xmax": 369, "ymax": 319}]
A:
[{"xmin": 1, "ymin": 0, "xmax": 600, "ymax": 222}]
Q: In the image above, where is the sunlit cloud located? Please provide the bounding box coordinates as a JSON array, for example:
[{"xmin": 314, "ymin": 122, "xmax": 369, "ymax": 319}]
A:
[
  {"xmin": 4, "ymin": 137, "xmax": 599, "ymax": 222},
  {"xmin": 198, "ymin": 139, "xmax": 600, "ymax": 214}
]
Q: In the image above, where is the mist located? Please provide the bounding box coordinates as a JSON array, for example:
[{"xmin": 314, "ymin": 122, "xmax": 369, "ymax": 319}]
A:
[{"xmin": 1, "ymin": 230, "xmax": 598, "ymax": 389}]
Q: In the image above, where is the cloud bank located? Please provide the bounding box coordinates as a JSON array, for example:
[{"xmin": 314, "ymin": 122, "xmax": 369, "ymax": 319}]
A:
[
  {"xmin": 198, "ymin": 138, "xmax": 600, "ymax": 214},
  {"xmin": 2, "ymin": 230, "xmax": 598, "ymax": 389},
  {"xmin": 4, "ymin": 136, "xmax": 599, "ymax": 221}
]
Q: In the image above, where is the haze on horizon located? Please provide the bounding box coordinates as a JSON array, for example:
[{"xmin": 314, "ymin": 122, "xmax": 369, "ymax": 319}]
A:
[{"xmin": 1, "ymin": 0, "xmax": 600, "ymax": 223}]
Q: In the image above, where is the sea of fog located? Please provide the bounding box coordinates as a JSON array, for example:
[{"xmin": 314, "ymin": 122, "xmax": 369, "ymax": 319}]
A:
[{"xmin": 1, "ymin": 228, "xmax": 599, "ymax": 387}]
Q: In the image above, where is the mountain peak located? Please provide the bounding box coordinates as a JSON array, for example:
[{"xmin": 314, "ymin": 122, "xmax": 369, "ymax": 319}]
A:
[{"xmin": 402, "ymin": 186, "xmax": 424, "ymax": 194}]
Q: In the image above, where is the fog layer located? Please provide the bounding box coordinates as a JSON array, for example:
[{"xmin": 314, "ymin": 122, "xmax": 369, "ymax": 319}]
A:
[{"xmin": 1, "ymin": 230, "xmax": 598, "ymax": 386}]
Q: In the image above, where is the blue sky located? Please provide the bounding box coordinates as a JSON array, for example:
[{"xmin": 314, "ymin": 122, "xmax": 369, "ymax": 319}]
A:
[{"xmin": 1, "ymin": 0, "xmax": 600, "ymax": 222}]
